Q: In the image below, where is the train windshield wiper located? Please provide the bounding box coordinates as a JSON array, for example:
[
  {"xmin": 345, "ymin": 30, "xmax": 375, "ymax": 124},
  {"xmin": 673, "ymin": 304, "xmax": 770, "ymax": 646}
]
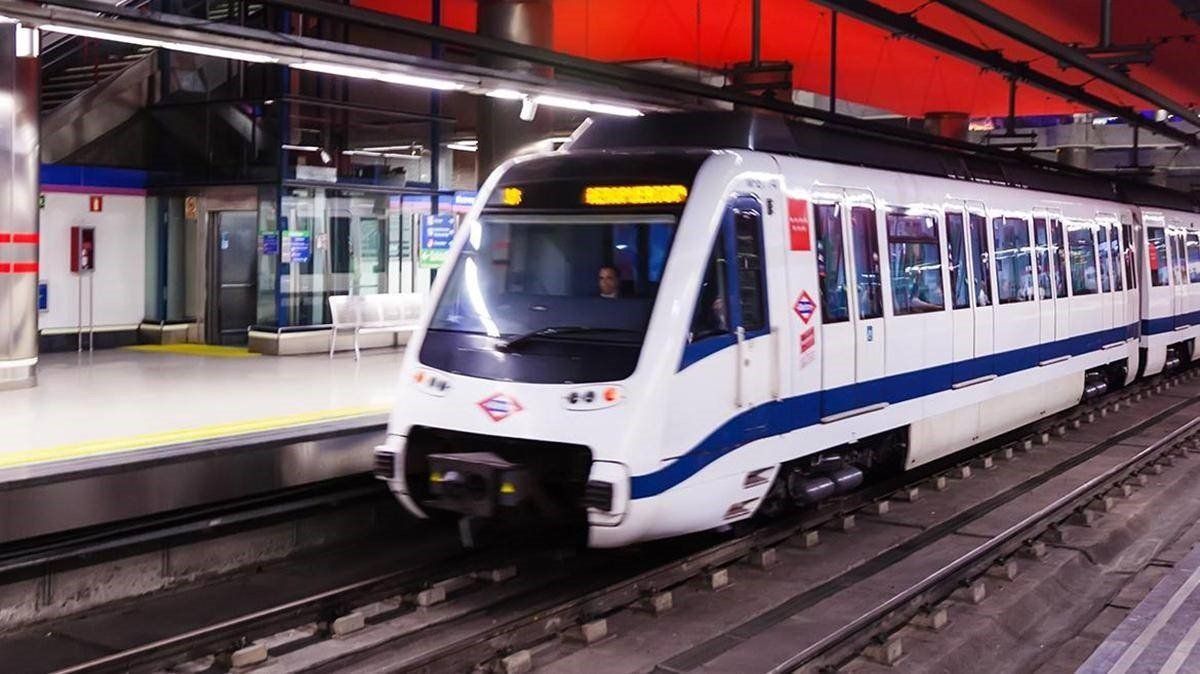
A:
[{"xmin": 496, "ymin": 325, "xmax": 640, "ymax": 352}]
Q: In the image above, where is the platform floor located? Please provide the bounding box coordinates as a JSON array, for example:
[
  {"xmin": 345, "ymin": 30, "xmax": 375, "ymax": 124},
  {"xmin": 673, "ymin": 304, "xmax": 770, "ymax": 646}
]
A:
[
  {"xmin": 1080, "ymin": 538, "xmax": 1200, "ymax": 674},
  {"xmin": 0, "ymin": 347, "xmax": 402, "ymax": 472}
]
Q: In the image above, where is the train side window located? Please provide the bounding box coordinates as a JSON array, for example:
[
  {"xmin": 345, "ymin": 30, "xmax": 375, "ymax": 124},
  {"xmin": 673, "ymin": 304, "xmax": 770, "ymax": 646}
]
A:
[
  {"xmin": 969, "ymin": 213, "xmax": 992, "ymax": 306},
  {"xmin": 1172, "ymin": 231, "xmax": 1189, "ymax": 286},
  {"xmin": 1123, "ymin": 223, "xmax": 1138, "ymax": 289},
  {"xmin": 1033, "ymin": 217, "xmax": 1053, "ymax": 300},
  {"xmin": 1097, "ymin": 226, "xmax": 1112, "ymax": 292},
  {"xmin": 815, "ymin": 203, "xmax": 850, "ymax": 323},
  {"xmin": 688, "ymin": 239, "xmax": 730, "ymax": 341},
  {"xmin": 734, "ymin": 208, "xmax": 766, "ymax": 331},
  {"xmin": 1147, "ymin": 227, "xmax": 1170, "ymax": 286},
  {"xmin": 993, "ymin": 217, "xmax": 1034, "ymax": 304},
  {"xmin": 886, "ymin": 211, "xmax": 944, "ymax": 315},
  {"xmin": 1187, "ymin": 232, "xmax": 1200, "ymax": 283},
  {"xmin": 850, "ymin": 206, "xmax": 883, "ymax": 320},
  {"xmin": 1052, "ymin": 219, "xmax": 1070, "ymax": 298},
  {"xmin": 1067, "ymin": 224, "xmax": 1099, "ymax": 295},
  {"xmin": 1110, "ymin": 224, "xmax": 1124, "ymax": 291},
  {"xmin": 947, "ymin": 212, "xmax": 970, "ymax": 309}
]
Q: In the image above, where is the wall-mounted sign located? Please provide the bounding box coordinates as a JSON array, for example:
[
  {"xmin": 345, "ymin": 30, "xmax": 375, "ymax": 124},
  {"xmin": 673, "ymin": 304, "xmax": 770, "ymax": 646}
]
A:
[
  {"xmin": 281, "ymin": 230, "xmax": 311, "ymax": 264},
  {"xmin": 295, "ymin": 165, "xmax": 338, "ymax": 183},
  {"xmin": 37, "ymin": 281, "xmax": 47, "ymax": 312},
  {"xmin": 88, "ymin": 195, "xmax": 103, "ymax": 212},
  {"xmin": 261, "ymin": 232, "xmax": 279, "ymax": 255},
  {"xmin": 419, "ymin": 214, "xmax": 456, "ymax": 268}
]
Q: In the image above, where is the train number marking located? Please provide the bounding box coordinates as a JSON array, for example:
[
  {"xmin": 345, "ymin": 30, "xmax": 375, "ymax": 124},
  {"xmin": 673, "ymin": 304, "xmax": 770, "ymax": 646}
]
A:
[
  {"xmin": 478, "ymin": 393, "xmax": 524, "ymax": 422},
  {"xmin": 793, "ymin": 291, "xmax": 816, "ymax": 324}
]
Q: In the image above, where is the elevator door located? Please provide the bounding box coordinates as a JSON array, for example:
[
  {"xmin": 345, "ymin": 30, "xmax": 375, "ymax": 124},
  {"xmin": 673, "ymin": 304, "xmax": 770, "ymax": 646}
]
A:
[{"xmin": 209, "ymin": 211, "xmax": 258, "ymax": 345}]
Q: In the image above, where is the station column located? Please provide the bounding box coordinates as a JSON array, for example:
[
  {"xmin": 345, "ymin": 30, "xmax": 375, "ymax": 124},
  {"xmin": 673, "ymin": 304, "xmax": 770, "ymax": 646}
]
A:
[
  {"xmin": 0, "ymin": 22, "xmax": 40, "ymax": 389},
  {"xmin": 476, "ymin": 0, "xmax": 553, "ymax": 178}
]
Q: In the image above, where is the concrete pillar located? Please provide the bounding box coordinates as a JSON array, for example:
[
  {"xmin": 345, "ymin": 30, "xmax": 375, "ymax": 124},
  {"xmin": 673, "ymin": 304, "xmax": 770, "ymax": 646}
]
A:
[
  {"xmin": 0, "ymin": 23, "xmax": 40, "ymax": 389},
  {"xmin": 476, "ymin": 0, "xmax": 553, "ymax": 181},
  {"xmin": 1056, "ymin": 145, "xmax": 1094, "ymax": 170}
]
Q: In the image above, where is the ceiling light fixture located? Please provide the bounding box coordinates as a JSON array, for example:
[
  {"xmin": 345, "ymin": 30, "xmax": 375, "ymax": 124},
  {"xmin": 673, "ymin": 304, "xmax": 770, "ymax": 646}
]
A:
[
  {"xmin": 486, "ymin": 88, "xmax": 525, "ymax": 100},
  {"xmin": 292, "ymin": 61, "xmax": 463, "ymax": 91},
  {"xmin": 39, "ymin": 24, "xmax": 277, "ymax": 63},
  {"xmin": 532, "ymin": 94, "xmax": 642, "ymax": 118}
]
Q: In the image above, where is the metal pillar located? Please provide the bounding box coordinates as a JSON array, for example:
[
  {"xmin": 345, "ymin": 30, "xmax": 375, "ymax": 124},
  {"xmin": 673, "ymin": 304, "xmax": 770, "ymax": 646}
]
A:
[
  {"xmin": 476, "ymin": 0, "xmax": 553, "ymax": 181},
  {"xmin": 0, "ymin": 23, "xmax": 40, "ymax": 389}
]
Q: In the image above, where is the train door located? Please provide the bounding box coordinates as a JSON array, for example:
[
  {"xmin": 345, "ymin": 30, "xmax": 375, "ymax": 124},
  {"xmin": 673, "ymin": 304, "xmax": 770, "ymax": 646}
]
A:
[
  {"xmin": 1048, "ymin": 212, "xmax": 1071, "ymax": 345},
  {"xmin": 945, "ymin": 204, "xmax": 975, "ymax": 384},
  {"xmin": 1033, "ymin": 212, "xmax": 1056, "ymax": 360},
  {"xmin": 728, "ymin": 195, "xmax": 776, "ymax": 408},
  {"xmin": 1098, "ymin": 216, "xmax": 1125, "ymax": 337},
  {"xmin": 846, "ymin": 190, "xmax": 886, "ymax": 385},
  {"xmin": 811, "ymin": 191, "xmax": 855, "ymax": 417},
  {"xmin": 1169, "ymin": 223, "xmax": 1190, "ymax": 330},
  {"xmin": 967, "ymin": 206, "xmax": 996, "ymax": 370},
  {"xmin": 1094, "ymin": 216, "xmax": 1115, "ymax": 337}
]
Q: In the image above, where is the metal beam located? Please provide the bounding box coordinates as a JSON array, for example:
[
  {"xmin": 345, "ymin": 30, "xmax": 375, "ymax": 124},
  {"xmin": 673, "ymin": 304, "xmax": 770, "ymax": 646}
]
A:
[
  {"xmin": 14, "ymin": 0, "xmax": 1192, "ymax": 170},
  {"xmin": 808, "ymin": 0, "xmax": 1196, "ymax": 146},
  {"xmin": 934, "ymin": 0, "xmax": 1200, "ymax": 129}
]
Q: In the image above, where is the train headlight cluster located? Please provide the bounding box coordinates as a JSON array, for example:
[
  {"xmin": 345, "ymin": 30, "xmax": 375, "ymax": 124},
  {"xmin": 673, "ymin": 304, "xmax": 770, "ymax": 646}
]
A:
[
  {"xmin": 411, "ymin": 369, "xmax": 451, "ymax": 396},
  {"xmin": 562, "ymin": 386, "xmax": 623, "ymax": 411}
]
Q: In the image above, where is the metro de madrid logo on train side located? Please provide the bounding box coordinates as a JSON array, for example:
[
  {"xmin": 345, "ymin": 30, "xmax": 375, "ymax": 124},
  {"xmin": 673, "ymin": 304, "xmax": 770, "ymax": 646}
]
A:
[
  {"xmin": 793, "ymin": 291, "xmax": 816, "ymax": 324},
  {"xmin": 478, "ymin": 393, "xmax": 524, "ymax": 422}
]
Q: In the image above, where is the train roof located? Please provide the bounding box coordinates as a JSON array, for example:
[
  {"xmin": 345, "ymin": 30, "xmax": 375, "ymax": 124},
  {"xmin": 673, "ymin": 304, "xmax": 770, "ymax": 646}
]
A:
[{"xmin": 570, "ymin": 111, "xmax": 1200, "ymax": 214}]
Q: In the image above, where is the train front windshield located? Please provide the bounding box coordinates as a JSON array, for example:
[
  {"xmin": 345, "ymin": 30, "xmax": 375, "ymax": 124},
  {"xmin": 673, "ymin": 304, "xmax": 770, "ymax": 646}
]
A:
[{"xmin": 422, "ymin": 215, "xmax": 677, "ymax": 383}]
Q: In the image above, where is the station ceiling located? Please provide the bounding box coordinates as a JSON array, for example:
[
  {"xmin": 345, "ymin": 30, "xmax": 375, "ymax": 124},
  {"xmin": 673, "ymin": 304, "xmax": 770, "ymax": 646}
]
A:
[{"xmin": 354, "ymin": 0, "xmax": 1199, "ymax": 118}]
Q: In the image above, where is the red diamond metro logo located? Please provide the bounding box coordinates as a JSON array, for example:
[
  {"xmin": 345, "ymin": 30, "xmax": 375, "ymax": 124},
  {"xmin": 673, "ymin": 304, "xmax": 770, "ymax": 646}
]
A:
[
  {"xmin": 793, "ymin": 291, "xmax": 816, "ymax": 324},
  {"xmin": 477, "ymin": 393, "xmax": 524, "ymax": 422}
]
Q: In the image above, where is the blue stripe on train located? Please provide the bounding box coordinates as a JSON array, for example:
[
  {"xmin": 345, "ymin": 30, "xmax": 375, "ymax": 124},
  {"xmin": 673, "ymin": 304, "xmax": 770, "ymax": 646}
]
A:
[
  {"xmin": 1142, "ymin": 309, "xmax": 1200, "ymax": 337},
  {"xmin": 631, "ymin": 323, "xmax": 1137, "ymax": 500}
]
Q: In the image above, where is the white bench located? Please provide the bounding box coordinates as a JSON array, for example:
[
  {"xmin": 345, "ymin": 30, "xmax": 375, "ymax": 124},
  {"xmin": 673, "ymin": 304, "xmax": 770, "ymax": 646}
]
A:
[{"xmin": 328, "ymin": 293, "xmax": 424, "ymax": 360}]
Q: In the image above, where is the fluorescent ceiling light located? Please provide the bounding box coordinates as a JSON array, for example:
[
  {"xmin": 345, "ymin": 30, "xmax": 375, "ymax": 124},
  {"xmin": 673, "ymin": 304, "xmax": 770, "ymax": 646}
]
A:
[
  {"xmin": 39, "ymin": 24, "xmax": 277, "ymax": 63},
  {"xmin": 40, "ymin": 24, "xmax": 162, "ymax": 49},
  {"xmin": 282, "ymin": 144, "xmax": 320, "ymax": 151},
  {"xmin": 446, "ymin": 142, "xmax": 478, "ymax": 152},
  {"xmin": 546, "ymin": 136, "xmax": 573, "ymax": 143},
  {"xmin": 486, "ymin": 88, "xmax": 524, "ymax": 100},
  {"xmin": 292, "ymin": 61, "xmax": 463, "ymax": 91},
  {"xmin": 360, "ymin": 144, "xmax": 423, "ymax": 152},
  {"xmin": 532, "ymin": 94, "xmax": 642, "ymax": 118}
]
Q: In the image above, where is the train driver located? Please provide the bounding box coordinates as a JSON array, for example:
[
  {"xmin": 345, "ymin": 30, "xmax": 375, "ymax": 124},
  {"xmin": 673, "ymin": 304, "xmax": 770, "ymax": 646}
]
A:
[{"xmin": 598, "ymin": 265, "xmax": 621, "ymax": 299}]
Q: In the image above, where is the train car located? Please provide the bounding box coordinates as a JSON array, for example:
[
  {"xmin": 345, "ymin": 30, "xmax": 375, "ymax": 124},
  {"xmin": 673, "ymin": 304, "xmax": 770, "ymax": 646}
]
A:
[{"xmin": 374, "ymin": 112, "xmax": 1200, "ymax": 548}]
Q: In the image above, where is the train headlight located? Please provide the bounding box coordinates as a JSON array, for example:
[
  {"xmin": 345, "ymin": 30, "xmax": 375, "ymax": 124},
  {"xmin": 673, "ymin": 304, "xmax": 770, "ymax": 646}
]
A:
[
  {"xmin": 411, "ymin": 369, "xmax": 451, "ymax": 396},
  {"xmin": 563, "ymin": 386, "xmax": 623, "ymax": 411}
]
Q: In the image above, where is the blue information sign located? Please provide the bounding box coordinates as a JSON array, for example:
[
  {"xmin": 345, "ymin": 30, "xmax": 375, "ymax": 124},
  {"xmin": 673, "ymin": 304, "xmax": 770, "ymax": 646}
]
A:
[
  {"xmin": 282, "ymin": 230, "xmax": 311, "ymax": 264},
  {"xmin": 261, "ymin": 232, "xmax": 279, "ymax": 255},
  {"xmin": 37, "ymin": 282, "xmax": 47, "ymax": 312},
  {"xmin": 419, "ymin": 214, "xmax": 456, "ymax": 268}
]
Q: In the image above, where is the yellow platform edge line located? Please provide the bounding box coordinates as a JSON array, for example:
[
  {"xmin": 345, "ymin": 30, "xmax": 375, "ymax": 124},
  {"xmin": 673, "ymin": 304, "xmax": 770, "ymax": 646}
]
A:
[
  {"xmin": 123, "ymin": 344, "xmax": 261, "ymax": 358},
  {"xmin": 0, "ymin": 405, "xmax": 391, "ymax": 470}
]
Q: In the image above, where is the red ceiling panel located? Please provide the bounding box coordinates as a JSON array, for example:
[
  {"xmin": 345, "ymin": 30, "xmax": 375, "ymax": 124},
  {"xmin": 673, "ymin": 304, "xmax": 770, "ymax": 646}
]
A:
[{"xmin": 351, "ymin": 0, "xmax": 1199, "ymax": 117}]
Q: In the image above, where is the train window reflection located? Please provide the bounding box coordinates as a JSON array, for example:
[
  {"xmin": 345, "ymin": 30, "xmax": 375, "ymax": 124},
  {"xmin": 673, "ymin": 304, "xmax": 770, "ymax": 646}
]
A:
[
  {"xmin": 886, "ymin": 212, "xmax": 944, "ymax": 315},
  {"xmin": 1148, "ymin": 227, "xmax": 1170, "ymax": 287},
  {"xmin": 1051, "ymin": 219, "xmax": 1070, "ymax": 298},
  {"xmin": 1067, "ymin": 224, "xmax": 1100, "ymax": 296},
  {"xmin": 1033, "ymin": 217, "xmax": 1053, "ymax": 300},
  {"xmin": 1123, "ymin": 224, "xmax": 1138, "ymax": 290},
  {"xmin": 850, "ymin": 206, "xmax": 883, "ymax": 319},
  {"xmin": 947, "ymin": 212, "xmax": 970, "ymax": 309},
  {"xmin": 1097, "ymin": 225, "xmax": 1112, "ymax": 293},
  {"xmin": 815, "ymin": 203, "xmax": 850, "ymax": 323},
  {"xmin": 1187, "ymin": 232, "xmax": 1200, "ymax": 284},
  {"xmin": 993, "ymin": 217, "xmax": 1034, "ymax": 304},
  {"xmin": 428, "ymin": 216, "xmax": 676, "ymax": 341},
  {"xmin": 1110, "ymin": 224, "xmax": 1124, "ymax": 291},
  {"xmin": 969, "ymin": 213, "xmax": 992, "ymax": 306},
  {"xmin": 689, "ymin": 241, "xmax": 730, "ymax": 341}
]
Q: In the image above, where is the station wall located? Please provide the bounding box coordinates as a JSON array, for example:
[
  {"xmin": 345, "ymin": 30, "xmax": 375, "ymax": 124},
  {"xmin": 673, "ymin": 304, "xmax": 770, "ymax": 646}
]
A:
[{"xmin": 38, "ymin": 166, "xmax": 149, "ymax": 348}]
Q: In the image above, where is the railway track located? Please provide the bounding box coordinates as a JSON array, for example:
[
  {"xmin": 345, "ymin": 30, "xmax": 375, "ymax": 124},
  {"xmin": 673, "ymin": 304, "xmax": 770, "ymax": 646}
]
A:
[{"xmin": 15, "ymin": 367, "xmax": 1200, "ymax": 673}]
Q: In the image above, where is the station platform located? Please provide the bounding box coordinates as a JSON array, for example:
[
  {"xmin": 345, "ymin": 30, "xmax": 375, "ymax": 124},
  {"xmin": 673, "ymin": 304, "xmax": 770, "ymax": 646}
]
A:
[
  {"xmin": 0, "ymin": 346, "xmax": 402, "ymax": 542},
  {"xmin": 1079, "ymin": 536, "xmax": 1200, "ymax": 674}
]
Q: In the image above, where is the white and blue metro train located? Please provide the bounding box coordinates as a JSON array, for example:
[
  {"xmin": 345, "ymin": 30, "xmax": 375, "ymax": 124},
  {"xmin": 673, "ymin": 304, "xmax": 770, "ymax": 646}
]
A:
[{"xmin": 374, "ymin": 112, "xmax": 1200, "ymax": 548}]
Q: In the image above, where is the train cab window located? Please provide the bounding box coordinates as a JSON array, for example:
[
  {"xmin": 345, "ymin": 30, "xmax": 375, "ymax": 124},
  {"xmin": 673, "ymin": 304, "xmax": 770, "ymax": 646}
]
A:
[
  {"xmin": 1067, "ymin": 224, "xmax": 1100, "ymax": 296},
  {"xmin": 689, "ymin": 240, "xmax": 731, "ymax": 341},
  {"xmin": 734, "ymin": 208, "xmax": 766, "ymax": 331},
  {"xmin": 850, "ymin": 206, "xmax": 883, "ymax": 319},
  {"xmin": 1148, "ymin": 227, "xmax": 1170, "ymax": 287},
  {"xmin": 993, "ymin": 217, "xmax": 1035, "ymax": 304},
  {"xmin": 1051, "ymin": 219, "xmax": 1069, "ymax": 298},
  {"xmin": 1097, "ymin": 226, "xmax": 1113, "ymax": 293},
  {"xmin": 1123, "ymin": 223, "xmax": 1138, "ymax": 289},
  {"xmin": 815, "ymin": 203, "xmax": 850, "ymax": 323},
  {"xmin": 969, "ymin": 213, "xmax": 992, "ymax": 306},
  {"xmin": 886, "ymin": 212, "xmax": 944, "ymax": 315},
  {"xmin": 947, "ymin": 212, "xmax": 970, "ymax": 309},
  {"xmin": 1187, "ymin": 232, "xmax": 1200, "ymax": 283},
  {"xmin": 1110, "ymin": 224, "xmax": 1124, "ymax": 291},
  {"xmin": 1033, "ymin": 217, "xmax": 1054, "ymax": 300}
]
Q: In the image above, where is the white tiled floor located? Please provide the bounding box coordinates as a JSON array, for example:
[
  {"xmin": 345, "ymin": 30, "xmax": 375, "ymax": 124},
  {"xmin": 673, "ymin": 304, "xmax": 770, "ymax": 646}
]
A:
[{"xmin": 0, "ymin": 348, "xmax": 403, "ymax": 456}]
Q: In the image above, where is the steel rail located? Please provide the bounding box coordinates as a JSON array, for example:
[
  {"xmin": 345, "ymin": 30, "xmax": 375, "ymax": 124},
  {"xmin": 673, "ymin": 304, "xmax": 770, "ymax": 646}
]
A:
[{"xmin": 772, "ymin": 400, "xmax": 1200, "ymax": 672}]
